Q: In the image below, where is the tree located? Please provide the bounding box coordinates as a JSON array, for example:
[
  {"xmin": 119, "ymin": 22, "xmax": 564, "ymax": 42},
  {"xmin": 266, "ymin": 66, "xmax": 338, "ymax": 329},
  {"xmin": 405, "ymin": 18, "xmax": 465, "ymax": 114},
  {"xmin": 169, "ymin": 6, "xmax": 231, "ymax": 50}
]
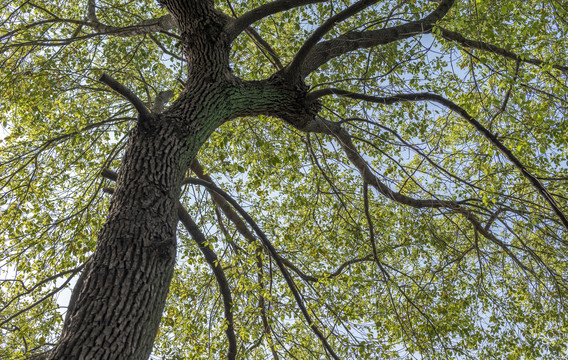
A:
[{"xmin": 1, "ymin": 0, "xmax": 567, "ymax": 358}]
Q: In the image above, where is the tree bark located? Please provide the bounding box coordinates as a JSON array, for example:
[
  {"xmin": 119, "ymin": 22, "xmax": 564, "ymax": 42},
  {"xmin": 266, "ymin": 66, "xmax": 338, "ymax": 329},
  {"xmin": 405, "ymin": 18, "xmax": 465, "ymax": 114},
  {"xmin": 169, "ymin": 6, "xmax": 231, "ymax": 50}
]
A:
[
  {"xmin": 49, "ymin": 122, "xmax": 185, "ymax": 359},
  {"xmin": 47, "ymin": 1, "xmax": 322, "ymax": 358}
]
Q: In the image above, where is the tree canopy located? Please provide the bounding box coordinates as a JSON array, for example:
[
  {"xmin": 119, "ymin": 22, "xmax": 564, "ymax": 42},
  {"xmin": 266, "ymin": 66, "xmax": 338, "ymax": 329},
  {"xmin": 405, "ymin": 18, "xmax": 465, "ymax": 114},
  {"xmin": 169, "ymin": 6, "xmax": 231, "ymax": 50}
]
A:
[{"xmin": 1, "ymin": 0, "xmax": 568, "ymax": 359}]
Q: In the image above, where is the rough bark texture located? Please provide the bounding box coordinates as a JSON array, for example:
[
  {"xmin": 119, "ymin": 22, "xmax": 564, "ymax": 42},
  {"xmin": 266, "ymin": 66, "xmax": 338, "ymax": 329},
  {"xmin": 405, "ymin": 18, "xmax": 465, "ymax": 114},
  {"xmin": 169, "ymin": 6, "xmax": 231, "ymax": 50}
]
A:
[
  {"xmin": 47, "ymin": 1, "xmax": 316, "ymax": 359},
  {"xmin": 49, "ymin": 122, "xmax": 185, "ymax": 359},
  {"xmin": 47, "ymin": 0, "xmax": 456, "ymax": 358}
]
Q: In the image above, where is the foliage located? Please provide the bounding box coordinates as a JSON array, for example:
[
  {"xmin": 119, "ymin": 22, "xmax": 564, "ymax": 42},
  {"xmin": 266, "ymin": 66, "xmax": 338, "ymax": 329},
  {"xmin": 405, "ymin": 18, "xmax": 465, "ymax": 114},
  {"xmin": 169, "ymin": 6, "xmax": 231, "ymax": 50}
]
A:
[{"xmin": 1, "ymin": 0, "xmax": 568, "ymax": 359}]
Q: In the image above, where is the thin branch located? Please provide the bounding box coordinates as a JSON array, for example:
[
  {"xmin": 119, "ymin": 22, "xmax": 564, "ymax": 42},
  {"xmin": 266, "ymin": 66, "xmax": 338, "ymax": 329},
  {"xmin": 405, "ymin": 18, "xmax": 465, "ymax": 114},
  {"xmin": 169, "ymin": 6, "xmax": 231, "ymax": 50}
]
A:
[
  {"xmin": 183, "ymin": 177, "xmax": 340, "ymax": 360},
  {"xmin": 90, "ymin": 14, "xmax": 178, "ymax": 37},
  {"xmin": 363, "ymin": 182, "xmax": 390, "ymax": 279},
  {"xmin": 177, "ymin": 205, "xmax": 238, "ymax": 360},
  {"xmin": 287, "ymin": 254, "xmax": 375, "ymax": 282},
  {"xmin": 1, "ymin": 14, "xmax": 176, "ymax": 48},
  {"xmin": 488, "ymin": 60, "xmax": 519, "ymax": 124},
  {"xmin": 62, "ymin": 260, "xmax": 91, "ymax": 332},
  {"xmin": 0, "ymin": 266, "xmax": 83, "ymax": 315},
  {"xmin": 438, "ymin": 27, "xmax": 568, "ymax": 73},
  {"xmin": 0, "ymin": 269, "xmax": 80, "ymax": 328},
  {"xmin": 1, "ymin": 116, "xmax": 130, "ymax": 193},
  {"xmin": 225, "ymin": 0, "xmax": 283, "ymax": 69},
  {"xmin": 305, "ymin": 134, "xmax": 354, "ymax": 219},
  {"xmin": 308, "ymin": 88, "xmax": 568, "ymax": 231},
  {"xmin": 149, "ymin": 33, "xmax": 185, "ymax": 62},
  {"xmin": 254, "ymin": 247, "xmax": 280, "ymax": 360},
  {"xmin": 245, "ymin": 26, "xmax": 284, "ymax": 70}
]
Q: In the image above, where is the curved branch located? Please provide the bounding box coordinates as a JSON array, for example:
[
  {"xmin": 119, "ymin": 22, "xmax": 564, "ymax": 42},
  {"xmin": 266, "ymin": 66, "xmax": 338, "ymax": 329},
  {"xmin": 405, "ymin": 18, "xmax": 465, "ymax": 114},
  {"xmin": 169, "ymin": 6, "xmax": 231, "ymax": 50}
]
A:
[
  {"xmin": 1, "ymin": 116, "xmax": 130, "ymax": 193},
  {"xmin": 363, "ymin": 182, "xmax": 390, "ymax": 279},
  {"xmin": 189, "ymin": 160, "xmax": 369, "ymax": 285},
  {"xmin": 183, "ymin": 177, "xmax": 340, "ymax": 360},
  {"xmin": 88, "ymin": 15, "xmax": 177, "ymax": 37},
  {"xmin": 438, "ymin": 27, "xmax": 568, "ymax": 73},
  {"xmin": 177, "ymin": 205, "xmax": 238, "ymax": 360},
  {"xmin": 226, "ymin": 0, "xmax": 329, "ymax": 39},
  {"xmin": 308, "ymin": 89, "xmax": 568, "ymax": 230},
  {"xmin": 0, "ymin": 266, "xmax": 83, "ymax": 316},
  {"xmin": 0, "ymin": 270, "xmax": 79, "ymax": 328},
  {"xmin": 344, "ymin": 116, "xmax": 484, "ymax": 191},
  {"xmin": 286, "ymin": 0, "xmax": 381, "ymax": 78},
  {"xmin": 1, "ymin": 13, "xmax": 176, "ymax": 48},
  {"xmin": 189, "ymin": 160, "xmax": 257, "ymax": 243},
  {"xmin": 245, "ymin": 26, "xmax": 284, "ymax": 70},
  {"xmin": 299, "ymin": 0, "xmax": 455, "ymax": 77},
  {"xmin": 224, "ymin": 0, "xmax": 283, "ymax": 70},
  {"xmin": 283, "ymin": 254, "xmax": 375, "ymax": 282},
  {"xmin": 99, "ymin": 74, "xmax": 152, "ymax": 120},
  {"xmin": 298, "ymin": 113, "xmax": 461, "ymax": 209},
  {"xmin": 282, "ymin": 114, "xmax": 539, "ymax": 272},
  {"xmin": 62, "ymin": 261, "xmax": 90, "ymax": 332}
]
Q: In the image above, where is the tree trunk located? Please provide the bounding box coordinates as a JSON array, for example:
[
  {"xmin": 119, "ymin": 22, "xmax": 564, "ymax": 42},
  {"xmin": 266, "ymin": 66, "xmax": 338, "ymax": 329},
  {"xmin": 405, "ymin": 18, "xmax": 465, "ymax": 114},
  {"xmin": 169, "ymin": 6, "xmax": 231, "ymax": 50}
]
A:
[
  {"xmin": 50, "ymin": 122, "xmax": 185, "ymax": 359},
  {"xmin": 47, "ymin": 1, "xmax": 318, "ymax": 358}
]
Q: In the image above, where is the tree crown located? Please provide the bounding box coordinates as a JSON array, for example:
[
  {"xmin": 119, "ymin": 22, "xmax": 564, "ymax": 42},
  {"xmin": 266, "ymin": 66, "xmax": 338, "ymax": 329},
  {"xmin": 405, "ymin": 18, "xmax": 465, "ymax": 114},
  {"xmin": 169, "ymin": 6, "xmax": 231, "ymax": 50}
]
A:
[{"xmin": 1, "ymin": 0, "xmax": 567, "ymax": 358}]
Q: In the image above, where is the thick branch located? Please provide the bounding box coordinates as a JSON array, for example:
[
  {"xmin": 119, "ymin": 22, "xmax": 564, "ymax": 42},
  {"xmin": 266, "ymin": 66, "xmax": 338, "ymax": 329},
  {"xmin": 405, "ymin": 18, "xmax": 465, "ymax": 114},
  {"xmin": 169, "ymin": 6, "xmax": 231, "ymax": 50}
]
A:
[
  {"xmin": 226, "ymin": 0, "xmax": 329, "ymax": 38},
  {"xmin": 151, "ymin": 90, "xmax": 175, "ymax": 114},
  {"xmin": 299, "ymin": 0, "xmax": 455, "ymax": 77},
  {"xmin": 87, "ymin": 0, "xmax": 97, "ymax": 22},
  {"xmin": 286, "ymin": 0, "xmax": 380, "ymax": 77},
  {"xmin": 89, "ymin": 15, "xmax": 177, "ymax": 37},
  {"xmin": 158, "ymin": 0, "xmax": 217, "ymax": 25},
  {"xmin": 99, "ymin": 74, "xmax": 152, "ymax": 120},
  {"xmin": 308, "ymin": 89, "xmax": 568, "ymax": 230}
]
